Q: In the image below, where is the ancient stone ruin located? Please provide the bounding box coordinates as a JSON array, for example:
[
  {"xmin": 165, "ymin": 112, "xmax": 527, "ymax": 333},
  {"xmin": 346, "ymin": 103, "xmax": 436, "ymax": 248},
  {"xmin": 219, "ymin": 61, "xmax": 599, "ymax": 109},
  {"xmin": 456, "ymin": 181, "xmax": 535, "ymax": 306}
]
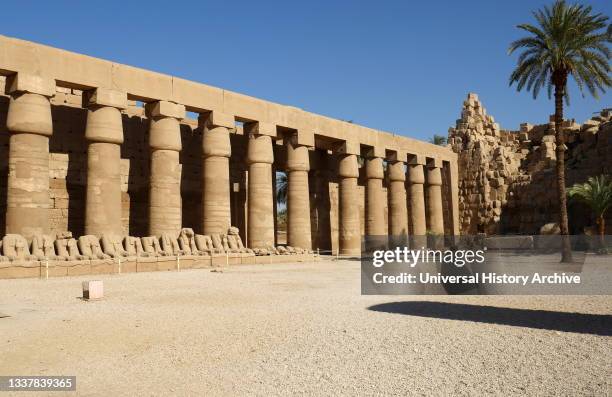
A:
[
  {"xmin": 0, "ymin": 35, "xmax": 460, "ymax": 278},
  {"xmin": 449, "ymin": 93, "xmax": 612, "ymax": 235}
]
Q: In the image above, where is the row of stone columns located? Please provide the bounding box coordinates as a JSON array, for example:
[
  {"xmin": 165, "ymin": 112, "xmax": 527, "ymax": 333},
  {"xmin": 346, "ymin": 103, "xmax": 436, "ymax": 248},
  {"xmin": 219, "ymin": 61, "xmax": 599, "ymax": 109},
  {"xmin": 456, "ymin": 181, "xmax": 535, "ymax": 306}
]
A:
[
  {"xmin": 4, "ymin": 74, "xmax": 448, "ymax": 255},
  {"xmin": 4, "ymin": 77, "xmax": 237, "ymax": 243},
  {"xmin": 3, "ymin": 77, "xmax": 293, "ymax": 250},
  {"xmin": 337, "ymin": 155, "xmax": 446, "ymax": 255}
]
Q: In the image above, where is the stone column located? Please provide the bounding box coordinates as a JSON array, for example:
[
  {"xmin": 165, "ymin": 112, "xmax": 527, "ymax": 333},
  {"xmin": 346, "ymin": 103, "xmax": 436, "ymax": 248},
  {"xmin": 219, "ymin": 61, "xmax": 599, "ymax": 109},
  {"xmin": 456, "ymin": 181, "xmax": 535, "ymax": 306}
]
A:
[
  {"xmin": 286, "ymin": 138, "xmax": 311, "ymax": 250},
  {"xmin": 202, "ymin": 112, "xmax": 234, "ymax": 235},
  {"xmin": 388, "ymin": 160, "xmax": 408, "ymax": 236},
  {"xmin": 365, "ymin": 156, "xmax": 385, "ymax": 236},
  {"xmin": 146, "ymin": 101, "xmax": 185, "ymax": 237},
  {"xmin": 246, "ymin": 128, "xmax": 275, "ymax": 249},
  {"xmin": 338, "ymin": 154, "xmax": 360, "ymax": 255},
  {"xmin": 448, "ymin": 160, "xmax": 460, "ymax": 236},
  {"xmin": 427, "ymin": 162, "xmax": 445, "ymax": 235},
  {"xmin": 408, "ymin": 158, "xmax": 427, "ymax": 236},
  {"xmin": 84, "ymin": 88, "xmax": 127, "ymax": 236},
  {"xmin": 5, "ymin": 74, "xmax": 55, "ymax": 239}
]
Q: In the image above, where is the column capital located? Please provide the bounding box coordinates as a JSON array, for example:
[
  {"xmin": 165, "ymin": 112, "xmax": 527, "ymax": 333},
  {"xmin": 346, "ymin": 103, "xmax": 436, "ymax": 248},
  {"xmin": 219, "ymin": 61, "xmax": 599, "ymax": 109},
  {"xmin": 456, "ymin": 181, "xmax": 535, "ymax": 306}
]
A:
[
  {"xmin": 427, "ymin": 166, "xmax": 443, "ymax": 186},
  {"xmin": 247, "ymin": 133, "xmax": 273, "ymax": 164},
  {"xmin": 286, "ymin": 139, "xmax": 310, "ymax": 172},
  {"xmin": 408, "ymin": 163, "xmax": 425, "ymax": 184},
  {"xmin": 85, "ymin": 105, "xmax": 124, "ymax": 144},
  {"xmin": 337, "ymin": 153, "xmax": 359, "ymax": 178},
  {"xmin": 86, "ymin": 88, "xmax": 127, "ymax": 109},
  {"xmin": 387, "ymin": 161, "xmax": 406, "ymax": 182},
  {"xmin": 7, "ymin": 92, "xmax": 53, "ymax": 137},
  {"xmin": 146, "ymin": 100, "xmax": 185, "ymax": 119},
  {"xmin": 150, "ymin": 117, "xmax": 182, "ymax": 152},
  {"xmin": 203, "ymin": 124, "xmax": 231, "ymax": 158},
  {"xmin": 6, "ymin": 73, "xmax": 55, "ymax": 97},
  {"xmin": 365, "ymin": 156, "xmax": 384, "ymax": 179}
]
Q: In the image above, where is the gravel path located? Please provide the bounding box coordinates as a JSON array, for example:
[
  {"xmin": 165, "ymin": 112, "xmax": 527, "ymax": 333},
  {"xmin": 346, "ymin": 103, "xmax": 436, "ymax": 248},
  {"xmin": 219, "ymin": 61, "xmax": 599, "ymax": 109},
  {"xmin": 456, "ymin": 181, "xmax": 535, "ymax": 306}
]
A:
[{"xmin": 0, "ymin": 259, "xmax": 610, "ymax": 396}]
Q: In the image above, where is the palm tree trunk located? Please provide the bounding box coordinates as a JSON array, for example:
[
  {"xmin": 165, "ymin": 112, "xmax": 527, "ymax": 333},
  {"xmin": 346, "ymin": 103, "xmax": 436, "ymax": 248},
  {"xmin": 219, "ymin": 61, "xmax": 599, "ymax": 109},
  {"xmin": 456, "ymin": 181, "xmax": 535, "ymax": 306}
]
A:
[
  {"xmin": 554, "ymin": 82, "xmax": 573, "ymax": 262},
  {"xmin": 597, "ymin": 215, "xmax": 605, "ymax": 250}
]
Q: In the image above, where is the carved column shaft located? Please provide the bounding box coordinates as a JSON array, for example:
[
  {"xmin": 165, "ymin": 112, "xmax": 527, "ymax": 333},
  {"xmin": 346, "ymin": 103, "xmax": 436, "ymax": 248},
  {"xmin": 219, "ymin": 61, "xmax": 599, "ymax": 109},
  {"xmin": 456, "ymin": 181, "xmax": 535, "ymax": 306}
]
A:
[{"xmin": 286, "ymin": 141, "xmax": 311, "ymax": 250}]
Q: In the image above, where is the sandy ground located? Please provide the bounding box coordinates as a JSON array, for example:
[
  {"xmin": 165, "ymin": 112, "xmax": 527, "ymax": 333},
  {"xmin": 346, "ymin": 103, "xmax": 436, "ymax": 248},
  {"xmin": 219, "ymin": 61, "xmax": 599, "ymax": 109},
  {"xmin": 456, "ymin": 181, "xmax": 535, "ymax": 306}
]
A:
[{"xmin": 0, "ymin": 259, "xmax": 610, "ymax": 396}]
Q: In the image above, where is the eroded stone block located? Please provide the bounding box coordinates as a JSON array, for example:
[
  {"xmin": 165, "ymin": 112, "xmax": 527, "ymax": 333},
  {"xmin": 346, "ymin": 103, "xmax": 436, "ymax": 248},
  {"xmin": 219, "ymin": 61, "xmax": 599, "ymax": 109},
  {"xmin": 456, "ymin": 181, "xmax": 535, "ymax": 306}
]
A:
[{"xmin": 82, "ymin": 280, "xmax": 103, "ymax": 300}]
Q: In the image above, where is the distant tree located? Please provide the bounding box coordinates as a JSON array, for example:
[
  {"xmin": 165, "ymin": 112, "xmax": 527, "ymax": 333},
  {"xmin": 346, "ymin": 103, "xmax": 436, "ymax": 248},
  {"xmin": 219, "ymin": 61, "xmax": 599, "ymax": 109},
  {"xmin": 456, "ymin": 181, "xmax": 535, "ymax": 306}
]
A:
[
  {"xmin": 508, "ymin": 0, "xmax": 611, "ymax": 262},
  {"xmin": 276, "ymin": 172, "xmax": 288, "ymax": 205},
  {"xmin": 568, "ymin": 175, "xmax": 612, "ymax": 249},
  {"xmin": 428, "ymin": 134, "xmax": 447, "ymax": 146}
]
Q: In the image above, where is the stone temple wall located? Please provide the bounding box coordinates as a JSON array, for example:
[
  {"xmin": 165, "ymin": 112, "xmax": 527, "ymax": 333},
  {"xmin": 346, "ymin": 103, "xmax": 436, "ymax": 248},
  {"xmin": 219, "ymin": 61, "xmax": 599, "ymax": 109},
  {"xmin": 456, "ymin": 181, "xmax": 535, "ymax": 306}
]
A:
[{"xmin": 449, "ymin": 93, "xmax": 612, "ymax": 235}]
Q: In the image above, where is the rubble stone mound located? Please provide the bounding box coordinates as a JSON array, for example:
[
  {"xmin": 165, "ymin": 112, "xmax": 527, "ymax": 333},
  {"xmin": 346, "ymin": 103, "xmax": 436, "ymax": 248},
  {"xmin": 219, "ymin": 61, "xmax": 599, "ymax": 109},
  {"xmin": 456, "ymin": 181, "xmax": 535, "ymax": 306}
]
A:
[{"xmin": 449, "ymin": 93, "xmax": 611, "ymax": 235}]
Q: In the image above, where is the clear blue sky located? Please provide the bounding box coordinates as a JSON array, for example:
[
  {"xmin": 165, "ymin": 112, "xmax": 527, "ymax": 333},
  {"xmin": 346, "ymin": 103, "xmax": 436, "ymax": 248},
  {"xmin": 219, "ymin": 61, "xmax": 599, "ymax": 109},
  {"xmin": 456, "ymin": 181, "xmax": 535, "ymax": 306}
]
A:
[{"xmin": 3, "ymin": 1, "xmax": 610, "ymax": 141}]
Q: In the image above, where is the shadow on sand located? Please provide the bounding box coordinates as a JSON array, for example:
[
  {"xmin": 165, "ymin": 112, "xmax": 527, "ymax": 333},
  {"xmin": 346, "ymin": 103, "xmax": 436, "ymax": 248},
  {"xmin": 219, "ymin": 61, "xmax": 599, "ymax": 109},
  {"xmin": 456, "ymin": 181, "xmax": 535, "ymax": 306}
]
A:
[{"xmin": 368, "ymin": 301, "xmax": 612, "ymax": 336}]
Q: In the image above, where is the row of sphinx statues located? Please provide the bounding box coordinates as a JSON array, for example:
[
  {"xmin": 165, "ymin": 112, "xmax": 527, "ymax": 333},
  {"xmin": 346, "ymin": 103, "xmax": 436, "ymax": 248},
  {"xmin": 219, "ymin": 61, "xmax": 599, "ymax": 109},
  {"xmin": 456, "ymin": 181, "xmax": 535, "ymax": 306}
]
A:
[{"xmin": 0, "ymin": 227, "xmax": 311, "ymax": 262}]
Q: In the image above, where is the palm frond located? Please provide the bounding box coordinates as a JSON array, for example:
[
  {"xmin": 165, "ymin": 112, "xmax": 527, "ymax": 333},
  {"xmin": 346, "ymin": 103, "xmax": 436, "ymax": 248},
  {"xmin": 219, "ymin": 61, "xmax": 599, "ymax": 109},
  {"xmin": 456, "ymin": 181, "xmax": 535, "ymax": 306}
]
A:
[
  {"xmin": 567, "ymin": 175, "xmax": 612, "ymax": 217},
  {"xmin": 276, "ymin": 173, "xmax": 288, "ymax": 204},
  {"xmin": 508, "ymin": 0, "xmax": 611, "ymax": 101}
]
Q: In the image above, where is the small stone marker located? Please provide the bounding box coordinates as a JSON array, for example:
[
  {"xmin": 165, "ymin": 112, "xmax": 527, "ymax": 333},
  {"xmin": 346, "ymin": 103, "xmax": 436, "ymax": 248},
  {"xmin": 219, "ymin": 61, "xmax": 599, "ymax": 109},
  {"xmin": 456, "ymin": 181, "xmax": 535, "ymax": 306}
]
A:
[{"xmin": 82, "ymin": 280, "xmax": 104, "ymax": 300}]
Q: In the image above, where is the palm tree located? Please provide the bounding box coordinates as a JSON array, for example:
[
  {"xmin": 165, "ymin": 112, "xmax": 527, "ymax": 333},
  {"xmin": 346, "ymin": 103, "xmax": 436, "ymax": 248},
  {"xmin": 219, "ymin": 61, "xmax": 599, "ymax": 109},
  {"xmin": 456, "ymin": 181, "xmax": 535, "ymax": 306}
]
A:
[
  {"xmin": 276, "ymin": 172, "xmax": 288, "ymax": 205},
  {"xmin": 568, "ymin": 175, "xmax": 612, "ymax": 249},
  {"xmin": 429, "ymin": 134, "xmax": 447, "ymax": 146},
  {"xmin": 508, "ymin": 0, "xmax": 611, "ymax": 262}
]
